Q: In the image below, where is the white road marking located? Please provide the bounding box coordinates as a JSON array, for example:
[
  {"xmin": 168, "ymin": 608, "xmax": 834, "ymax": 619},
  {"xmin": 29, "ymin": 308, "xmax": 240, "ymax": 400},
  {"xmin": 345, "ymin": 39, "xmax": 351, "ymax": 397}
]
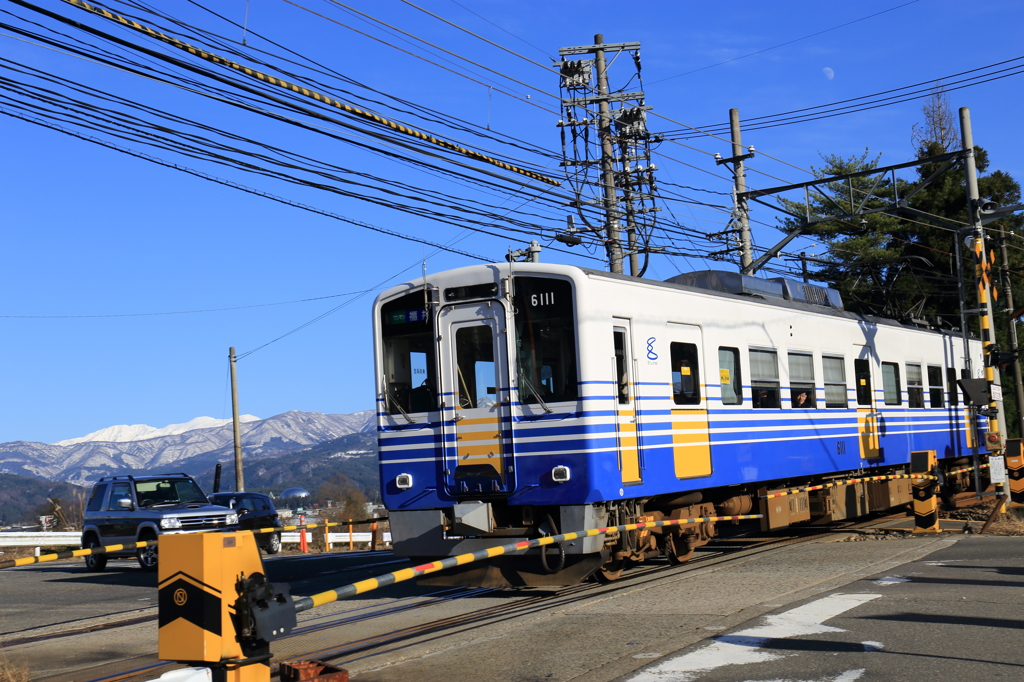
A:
[
  {"xmin": 737, "ymin": 671, "xmax": 865, "ymax": 682},
  {"xmin": 861, "ymin": 641, "xmax": 884, "ymax": 652},
  {"xmin": 628, "ymin": 593, "xmax": 881, "ymax": 682},
  {"xmin": 872, "ymin": 576, "xmax": 909, "ymax": 586}
]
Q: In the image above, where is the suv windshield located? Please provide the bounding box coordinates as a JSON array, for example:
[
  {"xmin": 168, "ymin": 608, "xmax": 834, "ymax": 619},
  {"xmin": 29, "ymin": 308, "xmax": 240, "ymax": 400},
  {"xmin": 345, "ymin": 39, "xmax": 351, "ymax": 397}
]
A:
[{"xmin": 135, "ymin": 478, "xmax": 209, "ymax": 507}]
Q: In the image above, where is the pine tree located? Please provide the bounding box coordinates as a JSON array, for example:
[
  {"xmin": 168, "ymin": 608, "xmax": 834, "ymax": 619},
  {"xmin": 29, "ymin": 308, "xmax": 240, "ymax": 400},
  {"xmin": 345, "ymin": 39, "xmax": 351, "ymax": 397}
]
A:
[{"xmin": 774, "ymin": 93, "xmax": 1024, "ymax": 434}]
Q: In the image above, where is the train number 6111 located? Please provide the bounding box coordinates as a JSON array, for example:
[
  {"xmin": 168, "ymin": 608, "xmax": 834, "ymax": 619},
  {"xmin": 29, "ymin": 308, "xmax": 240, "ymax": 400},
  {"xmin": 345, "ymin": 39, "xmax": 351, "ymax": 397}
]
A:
[{"xmin": 531, "ymin": 292, "xmax": 555, "ymax": 306}]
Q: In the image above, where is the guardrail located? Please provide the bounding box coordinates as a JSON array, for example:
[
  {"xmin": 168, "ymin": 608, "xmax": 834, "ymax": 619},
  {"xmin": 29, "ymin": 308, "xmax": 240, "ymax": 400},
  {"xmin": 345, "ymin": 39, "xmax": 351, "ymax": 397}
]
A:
[
  {"xmin": 0, "ymin": 532, "xmax": 80, "ymax": 547},
  {"xmin": 0, "ymin": 516, "xmax": 389, "ymax": 569},
  {"xmin": 0, "ymin": 531, "xmax": 393, "ymax": 548},
  {"xmin": 282, "ymin": 532, "xmax": 391, "ymax": 544}
]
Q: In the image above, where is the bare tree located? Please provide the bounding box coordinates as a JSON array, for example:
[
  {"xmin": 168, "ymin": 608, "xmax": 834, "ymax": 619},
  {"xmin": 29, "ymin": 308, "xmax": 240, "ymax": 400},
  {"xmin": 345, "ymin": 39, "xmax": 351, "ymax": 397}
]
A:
[{"xmin": 911, "ymin": 86, "xmax": 958, "ymax": 153}]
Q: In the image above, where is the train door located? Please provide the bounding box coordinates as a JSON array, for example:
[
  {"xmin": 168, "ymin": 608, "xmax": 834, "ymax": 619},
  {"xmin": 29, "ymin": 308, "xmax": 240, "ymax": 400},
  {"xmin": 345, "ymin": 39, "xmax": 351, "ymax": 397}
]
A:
[
  {"xmin": 613, "ymin": 321, "xmax": 641, "ymax": 485},
  {"xmin": 667, "ymin": 323, "xmax": 712, "ymax": 478},
  {"xmin": 854, "ymin": 349, "xmax": 882, "ymax": 459},
  {"xmin": 440, "ymin": 302, "xmax": 513, "ymax": 495}
]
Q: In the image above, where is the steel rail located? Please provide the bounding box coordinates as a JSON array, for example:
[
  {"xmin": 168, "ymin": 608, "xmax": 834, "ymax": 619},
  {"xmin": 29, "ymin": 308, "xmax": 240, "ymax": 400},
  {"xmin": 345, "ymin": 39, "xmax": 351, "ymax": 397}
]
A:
[{"xmin": 293, "ymin": 514, "xmax": 763, "ymax": 612}]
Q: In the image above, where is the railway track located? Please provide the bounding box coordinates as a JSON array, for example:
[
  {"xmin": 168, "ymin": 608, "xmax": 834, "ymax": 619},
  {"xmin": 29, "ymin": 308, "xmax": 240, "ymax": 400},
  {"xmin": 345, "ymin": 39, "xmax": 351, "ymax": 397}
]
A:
[{"xmin": 34, "ymin": 509, "xmax": 930, "ymax": 682}]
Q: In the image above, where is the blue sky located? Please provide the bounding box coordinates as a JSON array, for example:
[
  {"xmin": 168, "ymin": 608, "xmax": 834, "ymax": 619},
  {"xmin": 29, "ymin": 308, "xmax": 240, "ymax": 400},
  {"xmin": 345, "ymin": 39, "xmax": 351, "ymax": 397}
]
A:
[{"xmin": 3, "ymin": 0, "xmax": 1023, "ymax": 444}]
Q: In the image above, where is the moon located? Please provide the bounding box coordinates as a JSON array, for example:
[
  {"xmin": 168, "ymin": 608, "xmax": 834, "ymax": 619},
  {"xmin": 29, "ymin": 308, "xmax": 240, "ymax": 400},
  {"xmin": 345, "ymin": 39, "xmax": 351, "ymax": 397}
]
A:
[{"xmin": 823, "ymin": 67, "xmax": 835, "ymax": 80}]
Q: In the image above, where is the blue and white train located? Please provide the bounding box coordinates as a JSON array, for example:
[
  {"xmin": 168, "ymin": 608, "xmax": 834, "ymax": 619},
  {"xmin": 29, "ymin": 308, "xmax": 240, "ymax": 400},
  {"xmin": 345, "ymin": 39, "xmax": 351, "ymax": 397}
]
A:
[{"xmin": 372, "ymin": 262, "xmax": 986, "ymax": 584}]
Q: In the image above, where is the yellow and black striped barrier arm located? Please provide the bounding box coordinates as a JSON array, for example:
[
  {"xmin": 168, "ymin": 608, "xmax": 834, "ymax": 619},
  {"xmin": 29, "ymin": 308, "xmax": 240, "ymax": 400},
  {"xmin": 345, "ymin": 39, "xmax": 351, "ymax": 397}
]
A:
[
  {"xmin": 0, "ymin": 516, "xmax": 388, "ymax": 570},
  {"xmin": 54, "ymin": 0, "xmax": 559, "ymax": 187},
  {"xmin": 292, "ymin": 514, "xmax": 763, "ymax": 612},
  {"xmin": 0, "ymin": 539, "xmax": 157, "ymax": 570},
  {"xmin": 761, "ymin": 472, "xmax": 940, "ymax": 499}
]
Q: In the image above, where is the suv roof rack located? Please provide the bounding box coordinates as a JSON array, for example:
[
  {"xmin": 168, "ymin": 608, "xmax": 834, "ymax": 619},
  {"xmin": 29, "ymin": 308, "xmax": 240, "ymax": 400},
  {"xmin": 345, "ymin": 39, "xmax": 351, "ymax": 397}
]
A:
[{"xmin": 97, "ymin": 472, "xmax": 191, "ymax": 482}]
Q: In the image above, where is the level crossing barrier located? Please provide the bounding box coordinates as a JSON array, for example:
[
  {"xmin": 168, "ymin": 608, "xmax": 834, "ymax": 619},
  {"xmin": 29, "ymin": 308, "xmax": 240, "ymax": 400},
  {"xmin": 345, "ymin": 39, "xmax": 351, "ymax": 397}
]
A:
[
  {"xmin": 156, "ymin": 514, "xmax": 764, "ymax": 682},
  {"xmin": 758, "ymin": 463, "xmax": 990, "ymax": 501}
]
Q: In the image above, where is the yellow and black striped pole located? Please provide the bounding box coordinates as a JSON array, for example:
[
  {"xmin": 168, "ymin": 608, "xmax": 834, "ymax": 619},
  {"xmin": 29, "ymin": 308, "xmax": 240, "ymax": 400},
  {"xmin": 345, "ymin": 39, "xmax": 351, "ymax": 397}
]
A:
[
  {"xmin": 911, "ymin": 450, "xmax": 941, "ymax": 533},
  {"xmin": 1004, "ymin": 439, "xmax": 1024, "ymax": 507}
]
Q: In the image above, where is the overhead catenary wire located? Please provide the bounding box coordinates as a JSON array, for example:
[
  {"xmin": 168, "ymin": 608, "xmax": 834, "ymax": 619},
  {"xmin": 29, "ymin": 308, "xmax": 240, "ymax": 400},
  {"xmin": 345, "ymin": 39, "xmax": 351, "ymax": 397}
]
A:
[
  {"xmin": 40, "ymin": 0, "xmax": 561, "ymax": 186},
  {"xmin": 399, "ymin": 0, "xmax": 559, "ymax": 76}
]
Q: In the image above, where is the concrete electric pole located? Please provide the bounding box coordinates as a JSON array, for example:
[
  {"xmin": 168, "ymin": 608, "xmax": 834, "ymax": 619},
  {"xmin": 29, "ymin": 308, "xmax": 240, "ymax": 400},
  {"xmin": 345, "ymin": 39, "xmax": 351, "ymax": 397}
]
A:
[
  {"xmin": 557, "ymin": 35, "xmax": 659, "ymax": 276},
  {"xmin": 229, "ymin": 346, "xmax": 245, "ymax": 492}
]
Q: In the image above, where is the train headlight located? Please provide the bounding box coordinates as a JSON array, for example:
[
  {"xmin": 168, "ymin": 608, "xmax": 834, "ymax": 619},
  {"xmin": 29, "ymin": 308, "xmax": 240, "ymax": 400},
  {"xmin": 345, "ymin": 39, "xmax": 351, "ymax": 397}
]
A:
[
  {"xmin": 396, "ymin": 473, "xmax": 413, "ymax": 489},
  {"xmin": 551, "ymin": 465, "xmax": 571, "ymax": 483}
]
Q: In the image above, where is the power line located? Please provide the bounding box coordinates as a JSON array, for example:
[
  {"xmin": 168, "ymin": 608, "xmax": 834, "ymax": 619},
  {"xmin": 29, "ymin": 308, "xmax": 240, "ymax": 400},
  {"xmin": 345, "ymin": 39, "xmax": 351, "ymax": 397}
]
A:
[
  {"xmin": 445, "ymin": 0, "xmax": 553, "ymax": 61},
  {"xmin": 400, "ymin": 0, "xmax": 558, "ymax": 75},
  {"xmin": 1, "ymin": 291, "xmax": 373, "ymax": 319},
  {"xmin": 41, "ymin": 0, "xmax": 561, "ymax": 186}
]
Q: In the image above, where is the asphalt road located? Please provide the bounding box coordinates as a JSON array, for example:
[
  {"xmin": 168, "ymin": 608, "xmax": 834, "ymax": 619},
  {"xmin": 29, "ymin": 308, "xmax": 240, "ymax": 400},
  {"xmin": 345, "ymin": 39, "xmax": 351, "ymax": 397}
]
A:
[
  {"xmin": 2, "ymin": 529, "xmax": 1021, "ymax": 682},
  {"xmin": 623, "ymin": 536, "xmax": 1024, "ymax": 682}
]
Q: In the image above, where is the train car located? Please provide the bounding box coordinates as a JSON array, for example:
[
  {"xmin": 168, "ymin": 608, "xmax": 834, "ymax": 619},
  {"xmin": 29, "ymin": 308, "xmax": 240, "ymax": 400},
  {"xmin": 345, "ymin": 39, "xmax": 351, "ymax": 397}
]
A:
[{"xmin": 372, "ymin": 262, "xmax": 986, "ymax": 584}]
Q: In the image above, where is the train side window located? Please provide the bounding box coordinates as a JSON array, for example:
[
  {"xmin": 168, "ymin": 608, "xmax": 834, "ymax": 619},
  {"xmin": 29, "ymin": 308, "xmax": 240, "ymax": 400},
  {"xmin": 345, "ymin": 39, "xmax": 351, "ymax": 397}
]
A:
[
  {"xmin": 906, "ymin": 363, "xmax": 924, "ymax": 407},
  {"xmin": 927, "ymin": 365, "xmax": 944, "ymax": 407},
  {"xmin": 749, "ymin": 348, "xmax": 780, "ymax": 408},
  {"xmin": 788, "ymin": 352, "xmax": 816, "ymax": 408},
  {"xmin": 718, "ymin": 347, "xmax": 743, "ymax": 405},
  {"xmin": 946, "ymin": 367, "xmax": 959, "ymax": 406},
  {"xmin": 671, "ymin": 343, "xmax": 701, "ymax": 405},
  {"xmin": 854, "ymin": 358, "xmax": 872, "ymax": 405},
  {"xmin": 881, "ymin": 362, "xmax": 902, "ymax": 405},
  {"xmin": 614, "ymin": 328, "xmax": 630, "ymax": 404},
  {"xmin": 823, "ymin": 355, "xmax": 848, "ymax": 408}
]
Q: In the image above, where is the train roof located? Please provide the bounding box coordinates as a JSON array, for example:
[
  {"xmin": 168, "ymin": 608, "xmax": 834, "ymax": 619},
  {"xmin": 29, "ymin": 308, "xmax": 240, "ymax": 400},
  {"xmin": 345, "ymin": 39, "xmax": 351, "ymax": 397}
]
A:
[
  {"xmin": 576, "ymin": 266, "xmax": 967, "ymax": 339},
  {"xmin": 377, "ymin": 261, "xmax": 969, "ymax": 339}
]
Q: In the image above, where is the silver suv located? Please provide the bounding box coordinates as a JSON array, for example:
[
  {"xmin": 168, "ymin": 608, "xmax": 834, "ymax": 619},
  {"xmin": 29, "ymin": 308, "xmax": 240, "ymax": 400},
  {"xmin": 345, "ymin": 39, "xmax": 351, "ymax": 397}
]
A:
[{"xmin": 81, "ymin": 473, "xmax": 239, "ymax": 571}]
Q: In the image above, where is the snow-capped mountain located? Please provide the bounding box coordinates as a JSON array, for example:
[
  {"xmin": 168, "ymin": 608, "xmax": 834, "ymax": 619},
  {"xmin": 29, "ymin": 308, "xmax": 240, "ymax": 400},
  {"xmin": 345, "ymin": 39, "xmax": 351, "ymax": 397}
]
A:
[
  {"xmin": 0, "ymin": 410, "xmax": 375, "ymax": 485},
  {"xmin": 54, "ymin": 415, "xmax": 261, "ymax": 446}
]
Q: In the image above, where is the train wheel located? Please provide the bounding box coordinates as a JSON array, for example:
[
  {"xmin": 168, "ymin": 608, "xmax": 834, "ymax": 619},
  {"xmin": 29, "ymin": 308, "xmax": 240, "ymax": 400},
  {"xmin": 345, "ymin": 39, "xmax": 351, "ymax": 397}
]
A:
[
  {"xmin": 666, "ymin": 545, "xmax": 694, "ymax": 565},
  {"xmin": 594, "ymin": 560, "xmax": 625, "ymax": 583}
]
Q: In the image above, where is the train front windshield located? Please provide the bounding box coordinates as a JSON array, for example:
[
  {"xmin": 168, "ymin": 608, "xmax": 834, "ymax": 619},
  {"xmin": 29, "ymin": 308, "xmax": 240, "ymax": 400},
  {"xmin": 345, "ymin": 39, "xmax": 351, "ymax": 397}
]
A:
[
  {"xmin": 381, "ymin": 292, "xmax": 438, "ymax": 414},
  {"xmin": 513, "ymin": 277, "xmax": 578, "ymax": 404}
]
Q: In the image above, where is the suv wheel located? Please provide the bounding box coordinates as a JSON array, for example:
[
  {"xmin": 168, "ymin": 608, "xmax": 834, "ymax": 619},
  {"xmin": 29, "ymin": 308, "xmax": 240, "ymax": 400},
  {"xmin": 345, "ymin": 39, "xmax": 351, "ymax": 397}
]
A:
[
  {"xmin": 137, "ymin": 533, "xmax": 158, "ymax": 571},
  {"xmin": 83, "ymin": 536, "xmax": 107, "ymax": 572},
  {"xmin": 265, "ymin": 532, "xmax": 282, "ymax": 555}
]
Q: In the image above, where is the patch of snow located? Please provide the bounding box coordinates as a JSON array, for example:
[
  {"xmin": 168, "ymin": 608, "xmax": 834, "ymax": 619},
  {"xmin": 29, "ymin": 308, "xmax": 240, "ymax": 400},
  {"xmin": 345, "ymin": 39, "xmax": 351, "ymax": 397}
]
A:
[{"xmin": 54, "ymin": 415, "xmax": 260, "ymax": 445}]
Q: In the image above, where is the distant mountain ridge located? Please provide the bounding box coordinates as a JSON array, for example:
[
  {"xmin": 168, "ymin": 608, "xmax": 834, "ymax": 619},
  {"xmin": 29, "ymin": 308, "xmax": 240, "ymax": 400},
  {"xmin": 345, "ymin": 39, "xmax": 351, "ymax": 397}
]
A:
[
  {"xmin": 0, "ymin": 410, "xmax": 374, "ymax": 486},
  {"xmin": 54, "ymin": 415, "xmax": 261, "ymax": 446}
]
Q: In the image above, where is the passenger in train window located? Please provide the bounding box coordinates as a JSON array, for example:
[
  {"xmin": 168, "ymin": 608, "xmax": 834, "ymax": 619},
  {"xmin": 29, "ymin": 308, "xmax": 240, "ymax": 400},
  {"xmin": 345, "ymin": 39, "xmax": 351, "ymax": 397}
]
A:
[
  {"xmin": 791, "ymin": 389, "xmax": 816, "ymax": 408},
  {"xmin": 753, "ymin": 388, "xmax": 779, "ymax": 408}
]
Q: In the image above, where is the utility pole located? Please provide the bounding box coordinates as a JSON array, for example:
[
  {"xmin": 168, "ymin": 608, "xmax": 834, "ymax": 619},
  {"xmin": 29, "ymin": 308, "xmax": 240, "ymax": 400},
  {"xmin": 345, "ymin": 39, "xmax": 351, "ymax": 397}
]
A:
[
  {"xmin": 593, "ymin": 35, "xmax": 624, "ymax": 274},
  {"xmin": 730, "ymin": 109, "xmax": 753, "ymax": 270},
  {"xmin": 556, "ymin": 36, "xmax": 659, "ymax": 276},
  {"xmin": 960, "ymin": 107, "xmax": 1006, "ymax": 508},
  {"xmin": 229, "ymin": 346, "xmax": 245, "ymax": 492},
  {"xmin": 996, "ymin": 236, "xmax": 1024, "ymax": 438},
  {"xmin": 714, "ymin": 109, "xmax": 755, "ymax": 272}
]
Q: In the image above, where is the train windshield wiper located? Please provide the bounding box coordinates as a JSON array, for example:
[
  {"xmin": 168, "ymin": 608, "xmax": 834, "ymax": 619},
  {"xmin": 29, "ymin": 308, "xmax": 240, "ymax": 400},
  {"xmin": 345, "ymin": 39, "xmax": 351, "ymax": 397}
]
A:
[{"xmin": 518, "ymin": 372, "xmax": 553, "ymax": 414}]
